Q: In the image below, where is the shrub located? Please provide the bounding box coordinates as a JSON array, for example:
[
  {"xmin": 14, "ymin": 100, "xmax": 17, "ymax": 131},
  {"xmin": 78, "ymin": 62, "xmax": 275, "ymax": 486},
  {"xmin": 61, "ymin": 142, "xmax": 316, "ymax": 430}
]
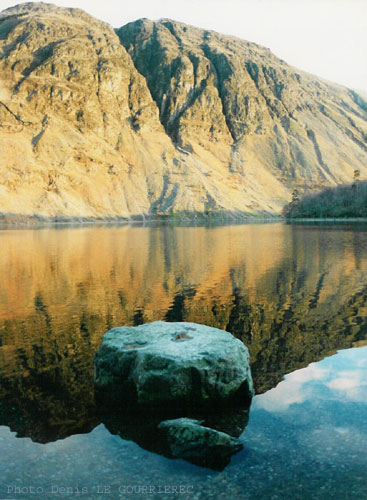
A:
[{"xmin": 282, "ymin": 181, "xmax": 367, "ymax": 218}]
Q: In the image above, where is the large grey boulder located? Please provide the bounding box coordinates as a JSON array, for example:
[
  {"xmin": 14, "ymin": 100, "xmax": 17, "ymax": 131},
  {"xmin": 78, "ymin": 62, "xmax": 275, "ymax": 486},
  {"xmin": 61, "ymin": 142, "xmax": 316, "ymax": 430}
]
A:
[
  {"xmin": 94, "ymin": 321, "xmax": 253, "ymax": 407},
  {"xmin": 158, "ymin": 418, "xmax": 243, "ymax": 469}
]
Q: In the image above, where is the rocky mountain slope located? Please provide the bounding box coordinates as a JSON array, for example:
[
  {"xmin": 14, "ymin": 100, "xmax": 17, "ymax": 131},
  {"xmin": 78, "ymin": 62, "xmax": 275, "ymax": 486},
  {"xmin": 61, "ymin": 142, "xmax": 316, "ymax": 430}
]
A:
[{"xmin": 0, "ymin": 3, "xmax": 366, "ymax": 219}]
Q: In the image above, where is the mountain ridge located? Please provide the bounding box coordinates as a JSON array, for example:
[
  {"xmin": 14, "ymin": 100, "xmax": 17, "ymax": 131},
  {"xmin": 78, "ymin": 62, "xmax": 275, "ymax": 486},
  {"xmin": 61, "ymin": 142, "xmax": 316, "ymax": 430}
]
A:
[{"xmin": 0, "ymin": 2, "xmax": 366, "ymax": 220}]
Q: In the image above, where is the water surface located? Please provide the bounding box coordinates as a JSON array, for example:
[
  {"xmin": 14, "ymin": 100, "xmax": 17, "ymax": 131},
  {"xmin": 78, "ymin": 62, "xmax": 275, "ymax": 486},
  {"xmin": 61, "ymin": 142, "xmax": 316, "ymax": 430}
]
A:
[{"xmin": 0, "ymin": 222, "xmax": 366, "ymax": 498}]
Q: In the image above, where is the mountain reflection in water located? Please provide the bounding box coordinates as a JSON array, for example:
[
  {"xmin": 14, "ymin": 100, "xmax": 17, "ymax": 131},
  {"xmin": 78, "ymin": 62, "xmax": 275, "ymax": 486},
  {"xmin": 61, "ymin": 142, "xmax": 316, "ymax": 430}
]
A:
[{"xmin": 0, "ymin": 222, "xmax": 367, "ymax": 444}]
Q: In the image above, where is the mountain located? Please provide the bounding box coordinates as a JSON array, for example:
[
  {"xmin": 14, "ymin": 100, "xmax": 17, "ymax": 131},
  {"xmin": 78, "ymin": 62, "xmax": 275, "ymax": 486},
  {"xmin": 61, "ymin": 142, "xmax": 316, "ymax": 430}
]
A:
[{"xmin": 0, "ymin": 3, "xmax": 366, "ymax": 220}]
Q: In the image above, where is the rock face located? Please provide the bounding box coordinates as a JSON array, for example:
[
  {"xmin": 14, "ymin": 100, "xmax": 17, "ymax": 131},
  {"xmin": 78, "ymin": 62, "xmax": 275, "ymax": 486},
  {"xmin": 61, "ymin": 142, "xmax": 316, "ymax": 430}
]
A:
[
  {"xmin": 118, "ymin": 19, "xmax": 367, "ymax": 195},
  {"xmin": 94, "ymin": 321, "xmax": 254, "ymax": 406},
  {"xmin": 0, "ymin": 3, "xmax": 170, "ymax": 219},
  {"xmin": 0, "ymin": 3, "xmax": 366, "ymax": 219},
  {"xmin": 158, "ymin": 418, "xmax": 243, "ymax": 469}
]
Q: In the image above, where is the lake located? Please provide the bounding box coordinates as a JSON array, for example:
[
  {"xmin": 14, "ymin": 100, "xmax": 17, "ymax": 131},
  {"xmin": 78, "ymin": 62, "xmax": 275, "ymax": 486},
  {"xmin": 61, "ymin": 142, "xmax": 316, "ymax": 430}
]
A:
[{"xmin": 0, "ymin": 222, "xmax": 366, "ymax": 499}]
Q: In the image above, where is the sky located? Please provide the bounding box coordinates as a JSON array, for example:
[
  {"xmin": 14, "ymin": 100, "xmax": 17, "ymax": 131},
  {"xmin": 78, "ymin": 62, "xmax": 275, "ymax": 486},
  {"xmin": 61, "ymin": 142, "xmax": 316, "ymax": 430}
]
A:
[{"xmin": 1, "ymin": 0, "xmax": 366, "ymax": 91}]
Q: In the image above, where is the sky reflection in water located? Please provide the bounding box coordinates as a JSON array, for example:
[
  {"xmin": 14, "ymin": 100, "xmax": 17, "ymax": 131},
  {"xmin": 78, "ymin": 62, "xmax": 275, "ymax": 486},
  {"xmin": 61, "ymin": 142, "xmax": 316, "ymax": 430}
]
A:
[{"xmin": 254, "ymin": 346, "xmax": 367, "ymax": 412}]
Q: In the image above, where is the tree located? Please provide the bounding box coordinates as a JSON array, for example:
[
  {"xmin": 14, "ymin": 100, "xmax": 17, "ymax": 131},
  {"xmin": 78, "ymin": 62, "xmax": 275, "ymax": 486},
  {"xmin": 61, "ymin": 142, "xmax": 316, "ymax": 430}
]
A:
[
  {"xmin": 282, "ymin": 189, "xmax": 300, "ymax": 218},
  {"xmin": 353, "ymin": 169, "xmax": 361, "ymax": 192},
  {"xmin": 291, "ymin": 189, "xmax": 299, "ymax": 205}
]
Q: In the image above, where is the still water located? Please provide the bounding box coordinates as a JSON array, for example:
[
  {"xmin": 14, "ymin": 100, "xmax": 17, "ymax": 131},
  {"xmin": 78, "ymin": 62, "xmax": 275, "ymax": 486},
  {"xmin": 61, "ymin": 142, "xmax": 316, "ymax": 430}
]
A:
[{"xmin": 0, "ymin": 222, "xmax": 366, "ymax": 499}]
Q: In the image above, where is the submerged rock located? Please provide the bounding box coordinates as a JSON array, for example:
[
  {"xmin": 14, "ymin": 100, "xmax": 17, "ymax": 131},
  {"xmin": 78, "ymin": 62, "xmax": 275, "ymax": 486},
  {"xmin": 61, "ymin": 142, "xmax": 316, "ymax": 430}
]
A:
[
  {"xmin": 94, "ymin": 321, "xmax": 253, "ymax": 408},
  {"xmin": 100, "ymin": 404, "xmax": 250, "ymax": 470},
  {"xmin": 158, "ymin": 418, "xmax": 243, "ymax": 469}
]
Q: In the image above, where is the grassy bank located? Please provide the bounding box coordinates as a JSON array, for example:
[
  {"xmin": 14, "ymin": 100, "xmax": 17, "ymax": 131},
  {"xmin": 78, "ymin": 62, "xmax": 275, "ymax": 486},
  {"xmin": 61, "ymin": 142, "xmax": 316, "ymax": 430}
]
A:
[{"xmin": 283, "ymin": 181, "xmax": 367, "ymax": 219}]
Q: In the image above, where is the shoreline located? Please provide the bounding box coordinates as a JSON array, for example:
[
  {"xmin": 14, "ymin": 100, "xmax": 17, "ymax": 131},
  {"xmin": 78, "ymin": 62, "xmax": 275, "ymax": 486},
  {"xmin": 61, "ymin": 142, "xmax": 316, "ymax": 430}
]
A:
[
  {"xmin": 285, "ymin": 217, "xmax": 367, "ymax": 223},
  {"xmin": 2, "ymin": 213, "xmax": 367, "ymax": 229},
  {"xmin": 0, "ymin": 212, "xmax": 283, "ymax": 228}
]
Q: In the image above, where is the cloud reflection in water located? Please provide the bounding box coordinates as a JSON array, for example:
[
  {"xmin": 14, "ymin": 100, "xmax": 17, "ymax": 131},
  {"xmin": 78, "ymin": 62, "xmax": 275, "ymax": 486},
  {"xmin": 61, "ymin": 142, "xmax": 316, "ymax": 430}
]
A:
[{"xmin": 253, "ymin": 346, "xmax": 367, "ymax": 412}]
